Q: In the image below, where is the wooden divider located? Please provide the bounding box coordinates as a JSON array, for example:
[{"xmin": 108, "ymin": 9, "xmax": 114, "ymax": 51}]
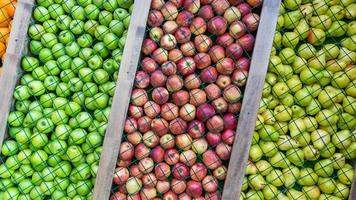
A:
[
  {"xmin": 92, "ymin": 1, "xmax": 152, "ymax": 200},
  {"xmin": 0, "ymin": 0, "xmax": 34, "ymax": 147},
  {"xmin": 349, "ymin": 163, "xmax": 356, "ymax": 200},
  {"xmin": 222, "ymin": 0, "xmax": 281, "ymax": 199}
]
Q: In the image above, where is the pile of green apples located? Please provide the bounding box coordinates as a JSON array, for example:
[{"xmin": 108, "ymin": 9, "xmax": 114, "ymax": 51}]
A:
[
  {"xmin": 0, "ymin": 0, "xmax": 133, "ymax": 199},
  {"xmin": 241, "ymin": 0, "xmax": 355, "ymax": 199}
]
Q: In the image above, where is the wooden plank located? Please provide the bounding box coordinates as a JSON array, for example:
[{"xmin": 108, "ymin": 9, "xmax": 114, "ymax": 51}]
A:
[
  {"xmin": 221, "ymin": 0, "xmax": 281, "ymax": 199},
  {"xmin": 92, "ymin": 1, "xmax": 151, "ymax": 200},
  {"xmin": 349, "ymin": 162, "xmax": 356, "ymax": 200},
  {"xmin": 0, "ymin": 0, "xmax": 34, "ymax": 147}
]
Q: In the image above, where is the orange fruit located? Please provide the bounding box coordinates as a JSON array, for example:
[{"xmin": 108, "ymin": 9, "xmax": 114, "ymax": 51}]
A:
[
  {"xmin": 8, "ymin": 19, "xmax": 12, "ymax": 29},
  {"xmin": 0, "ymin": 8, "xmax": 10, "ymax": 27},
  {"xmin": 5, "ymin": 1, "xmax": 15, "ymax": 18},
  {"xmin": 0, "ymin": 27, "xmax": 9, "ymax": 42},
  {"xmin": 0, "ymin": 41, "xmax": 5, "ymax": 57}
]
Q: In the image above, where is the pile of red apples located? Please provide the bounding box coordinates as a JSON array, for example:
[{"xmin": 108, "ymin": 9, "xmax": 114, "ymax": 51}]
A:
[{"xmin": 112, "ymin": 0, "xmax": 262, "ymax": 199}]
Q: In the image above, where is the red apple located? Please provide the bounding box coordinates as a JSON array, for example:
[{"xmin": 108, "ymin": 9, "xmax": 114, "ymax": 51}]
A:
[
  {"xmin": 180, "ymin": 42, "xmax": 196, "ymax": 57},
  {"xmin": 216, "ymin": 57, "xmax": 235, "ymax": 75},
  {"xmin": 148, "ymin": 10, "xmax": 164, "ymax": 27},
  {"xmin": 242, "ymin": 13, "xmax": 260, "ymax": 32},
  {"xmin": 190, "ymin": 163, "xmax": 208, "ymax": 181},
  {"xmin": 151, "ymin": 146, "xmax": 165, "ymax": 162},
  {"xmin": 113, "ymin": 167, "xmax": 129, "ymax": 185},
  {"xmin": 194, "ymin": 53, "xmax": 211, "ymax": 69},
  {"xmin": 163, "ymin": 190, "xmax": 177, "ymax": 200},
  {"xmin": 172, "ymin": 163, "xmax": 190, "ymax": 180},
  {"xmin": 178, "ymin": 193, "xmax": 192, "ymax": 200},
  {"xmin": 150, "ymin": 27, "xmax": 164, "ymax": 42},
  {"xmin": 223, "ymin": 84, "xmax": 241, "ymax": 103},
  {"xmin": 125, "ymin": 117, "xmax": 138, "ymax": 134},
  {"xmin": 200, "ymin": 66, "xmax": 218, "ymax": 83},
  {"xmin": 111, "ymin": 192, "xmax": 126, "ymax": 200},
  {"xmin": 117, "ymin": 159, "xmax": 131, "ymax": 167},
  {"xmin": 184, "ymin": 74, "xmax": 201, "ymax": 90},
  {"xmin": 166, "ymin": 75, "xmax": 184, "ymax": 92},
  {"xmin": 196, "ymin": 103, "xmax": 215, "ymax": 121},
  {"xmin": 186, "ymin": 181, "xmax": 203, "ymax": 198},
  {"xmin": 134, "ymin": 70, "xmax": 150, "ymax": 89},
  {"xmin": 165, "ymin": 149, "xmax": 180, "ymax": 165},
  {"xmin": 216, "ymin": 75, "xmax": 232, "ymax": 89},
  {"xmin": 140, "ymin": 187, "xmax": 157, "ymax": 200},
  {"xmin": 155, "ymin": 162, "xmax": 171, "ymax": 180},
  {"xmin": 246, "ymin": 0, "xmax": 262, "ymax": 7},
  {"xmin": 150, "ymin": 70, "xmax": 167, "ymax": 87},
  {"xmin": 226, "ymin": 43, "xmax": 243, "ymax": 60},
  {"xmin": 208, "ymin": 16, "xmax": 228, "ymax": 35},
  {"xmin": 135, "ymin": 143, "xmax": 150, "ymax": 160},
  {"xmin": 174, "ymin": 27, "xmax": 191, "ymax": 44},
  {"xmin": 203, "ymin": 150, "xmax": 222, "ymax": 169},
  {"xmin": 215, "ymin": 142, "xmax": 232, "ymax": 160},
  {"xmin": 211, "ymin": 0, "xmax": 230, "ymax": 14},
  {"xmin": 127, "ymin": 193, "xmax": 141, "ymax": 200},
  {"xmin": 151, "ymin": 118, "xmax": 169, "ymax": 136},
  {"xmin": 204, "ymin": 83, "xmax": 221, "ymax": 100},
  {"xmin": 130, "ymin": 164, "xmax": 143, "ymax": 178},
  {"xmin": 228, "ymin": 0, "xmax": 243, "ymax": 5},
  {"xmin": 128, "ymin": 105, "xmax": 143, "ymax": 119},
  {"xmin": 161, "ymin": 61, "xmax": 177, "ymax": 76},
  {"xmin": 169, "ymin": 0, "xmax": 183, "ymax": 6},
  {"xmin": 202, "ymin": 175, "xmax": 218, "ymax": 193},
  {"xmin": 206, "ymin": 115, "xmax": 224, "ymax": 133},
  {"xmin": 184, "ymin": 0, "xmax": 201, "ymax": 13},
  {"xmin": 169, "ymin": 49, "xmax": 184, "ymax": 62},
  {"xmin": 192, "ymin": 138, "xmax": 209, "ymax": 154},
  {"xmin": 213, "ymin": 165, "xmax": 227, "ymax": 180},
  {"xmin": 216, "ymin": 33, "xmax": 234, "ymax": 47},
  {"xmin": 142, "ymin": 173, "xmax": 158, "ymax": 188},
  {"xmin": 169, "ymin": 118, "xmax": 187, "ymax": 135},
  {"xmin": 207, "ymin": 132, "xmax": 222, "ymax": 146},
  {"xmin": 179, "ymin": 150, "xmax": 197, "ymax": 166},
  {"xmin": 138, "ymin": 157, "xmax": 154, "ymax": 174},
  {"xmin": 143, "ymin": 131, "xmax": 160, "ymax": 148},
  {"xmin": 176, "ymin": 10, "xmax": 194, "ymax": 27},
  {"xmin": 236, "ymin": 57, "xmax": 250, "ymax": 71},
  {"xmin": 189, "ymin": 89, "xmax": 207, "ymax": 106},
  {"xmin": 152, "ymin": 87, "xmax": 169, "ymax": 105},
  {"xmin": 161, "ymin": 103, "xmax": 179, "ymax": 121},
  {"xmin": 237, "ymin": 33, "xmax": 255, "ymax": 51},
  {"xmin": 231, "ymin": 69, "xmax": 248, "ymax": 86},
  {"xmin": 223, "ymin": 113, "xmax": 237, "ymax": 130},
  {"xmin": 194, "ymin": 34, "xmax": 212, "ymax": 53},
  {"xmin": 229, "ymin": 21, "xmax": 246, "ymax": 39},
  {"xmin": 190, "ymin": 17, "xmax": 206, "ymax": 35},
  {"xmin": 152, "ymin": 48, "xmax": 168, "ymax": 64},
  {"xmin": 179, "ymin": 103, "xmax": 196, "ymax": 121},
  {"xmin": 172, "ymin": 90, "xmax": 189, "ymax": 106},
  {"xmin": 198, "ymin": 5, "xmax": 214, "ymax": 20},
  {"xmin": 224, "ymin": 6, "xmax": 241, "ymax": 24},
  {"xmin": 144, "ymin": 101, "xmax": 161, "ymax": 118},
  {"xmin": 160, "ymin": 34, "xmax": 177, "ymax": 50},
  {"xmin": 157, "ymin": 181, "xmax": 170, "ymax": 194},
  {"xmin": 212, "ymin": 97, "xmax": 228, "ymax": 113},
  {"xmin": 151, "ymin": 0, "xmax": 165, "ymax": 10},
  {"xmin": 141, "ymin": 57, "xmax": 158, "ymax": 73},
  {"xmin": 131, "ymin": 89, "xmax": 148, "ymax": 106},
  {"xmin": 237, "ymin": 3, "xmax": 252, "ymax": 16},
  {"xmin": 127, "ymin": 131, "xmax": 143, "ymax": 145},
  {"xmin": 228, "ymin": 102, "xmax": 242, "ymax": 113},
  {"xmin": 175, "ymin": 134, "xmax": 193, "ymax": 150},
  {"xmin": 161, "ymin": 2, "xmax": 178, "ymax": 20},
  {"xmin": 205, "ymin": 192, "xmax": 222, "ymax": 200},
  {"xmin": 208, "ymin": 45, "xmax": 225, "ymax": 63},
  {"xmin": 142, "ymin": 38, "xmax": 158, "ymax": 55},
  {"xmin": 160, "ymin": 134, "xmax": 175, "ymax": 149},
  {"xmin": 187, "ymin": 120, "xmax": 205, "ymax": 138},
  {"xmin": 163, "ymin": 20, "xmax": 179, "ymax": 34},
  {"xmin": 120, "ymin": 142, "xmax": 134, "ymax": 160},
  {"xmin": 171, "ymin": 179, "xmax": 187, "ymax": 194}
]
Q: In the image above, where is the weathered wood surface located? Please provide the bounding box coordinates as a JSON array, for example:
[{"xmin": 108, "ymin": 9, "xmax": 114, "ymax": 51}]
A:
[
  {"xmin": 221, "ymin": 0, "xmax": 281, "ymax": 199},
  {"xmin": 92, "ymin": 1, "xmax": 151, "ymax": 200},
  {"xmin": 349, "ymin": 162, "xmax": 356, "ymax": 200},
  {"xmin": 0, "ymin": 0, "xmax": 34, "ymax": 147}
]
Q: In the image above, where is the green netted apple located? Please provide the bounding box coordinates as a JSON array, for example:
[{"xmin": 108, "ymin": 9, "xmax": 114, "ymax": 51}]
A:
[
  {"xmin": 255, "ymin": 115, "xmax": 264, "ymax": 130},
  {"xmin": 341, "ymin": 35, "xmax": 356, "ymax": 51},
  {"xmin": 299, "ymin": 67, "xmax": 323, "ymax": 84},
  {"xmin": 309, "ymin": 15, "xmax": 332, "ymax": 30},
  {"xmin": 268, "ymin": 56, "xmax": 282, "ymax": 73},
  {"xmin": 272, "ymin": 82, "xmax": 289, "ymax": 98},
  {"xmin": 279, "ymin": 47, "xmax": 296, "ymax": 64},
  {"xmin": 273, "ymin": 121, "xmax": 289, "ymax": 135},
  {"xmin": 288, "ymin": 118, "xmax": 306, "ymax": 137},
  {"xmin": 258, "ymin": 125, "xmax": 279, "ymax": 142},
  {"xmin": 261, "ymin": 109, "xmax": 276, "ymax": 124},
  {"xmin": 342, "ymin": 96, "xmax": 355, "ymax": 115},
  {"xmin": 302, "ymin": 185, "xmax": 321, "ymax": 200},
  {"xmin": 303, "ymin": 145, "xmax": 320, "ymax": 160},
  {"xmin": 307, "ymin": 28, "xmax": 326, "ymax": 46},
  {"xmin": 282, "ymin": 32, "xmax": 300, "ymax": 48},
  {"xmin": 334, "ymin": 182, "xmax": 350, "ymax": 199},
  {"xmin": 311, "ymin": 129, "xmax": 330, "ymax": 150},
  {"xmin": 262, "ymin": 184, "xmax": 278, "ymax": 199},
  {"xmin": 294, "ymin": 19, "xmax": 310, "ymax": 39},
  {"xmin": 248, "ymin": 174, "xmax": 266, "ymax": 190},
  {"xmin": 283, "ymin": 10, "xmax": 302, "ymax": 29},
  {"xmin": 286, "ymin": 75, "xmax": 303, "ymax": 93},
  {"xmin": 286, "ymin": 189, "xmax": 307, "ymax": 200},
  {"xmin": 298, "ymin": 168, "xmax": 318, "ymax": 186},
  {"xmin": 266, "ymin": 169, "xmax": 284, "ymax": 187},
  {"xmin": 304, "ymin": 116, "xmax": 318, "ymax": 132},
  {"xmin": 286, "ymin": 148, "xmax": 304, "ymax": 166},
  {"xmin": 307, "ymin": 50, "xmax": 326, "ymax": 70},
  {"xmin": 267, "ymin": 96, "xmax": 280, "ymax": 110},
  {"xmin": 269, "ymin": 151, "xmax": 291, "ymax": 168},
  {"xmin": 319, "ymin": 177, "xmax": 337, "ymax": 193},
  {"xmin": 332, "ymin": 130, "xmax": 352, "ymax": 150},
  {"xmin": 312, "ymin": 0, "xmax": 329, "ymax": 15},
  {"xmin": 275, "ymin": 64, "xmax": 293, "ymax": 80},
  {"xmin": 274, "ymin": 105, "xmax": 292, "ymax": 122},
  {"xmin": 305, "ymin": 98, "xmax": 322, "ymax": 115},
  {"xmin": 341, "ymin": 142, "xmax": 356, "ymax": 159},
  {"xmin": 298, "ymin": 43, "xmax": 316, "ymax": 59},
  {"xmin": 125, "ymin": 177, "xmax": 142, "ymax": 195},
  {"xmin": 249, "ymin": 145, "xmax": 263, "ymax": 162},
  {"xmin": 282, "ymin": 165, "xmax": 300, "ymax": 188},
  {"xmin": 291, "ymin": 104, "xmax": 306, "ymax": 118},
  {"xmin": 314, "ymin": 159, "xmax": 334, "ymax": 177},
  {"xmin": 295, "ymin": 87, "xmax": 313, "ymax": 106},
  {"xmin": 337, "ymin": 164, "xmax": 354, "ymax": 185},
  {"xmin": 259, "ymin": 141, "xmax": 278, "ymax": 157},
  {"xmin": 255, "ymin": 160, "xmax": 272, "ymax": 176}
]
